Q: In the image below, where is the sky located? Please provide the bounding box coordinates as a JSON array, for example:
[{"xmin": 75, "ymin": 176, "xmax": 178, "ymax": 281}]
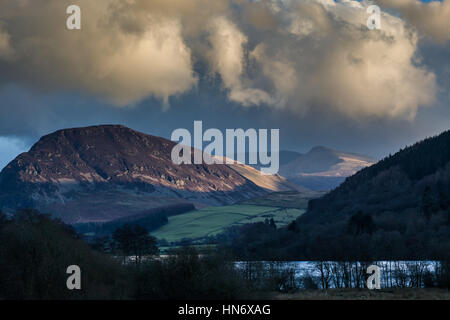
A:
[{"xmin": 0, "ymin": 0, "xmax": 449, "ymax": 169}]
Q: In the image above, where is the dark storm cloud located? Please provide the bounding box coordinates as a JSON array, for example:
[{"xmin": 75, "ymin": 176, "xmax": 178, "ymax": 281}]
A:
[{"xmin": 0, "ymin": 0, "xmax": 448, "ymax": 164}]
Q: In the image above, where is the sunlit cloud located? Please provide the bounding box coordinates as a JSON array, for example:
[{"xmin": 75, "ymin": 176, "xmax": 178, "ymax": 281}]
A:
[{"xmin": 0, "ymin": 0, "xmax": 445, "ymax": 120}]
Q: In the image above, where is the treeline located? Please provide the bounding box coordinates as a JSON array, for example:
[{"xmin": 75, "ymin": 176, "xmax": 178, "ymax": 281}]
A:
[
  {"xmin": 0, "ymin": 209, "xmax": 129, "ymax": 299},
  {"xmin": 239, "ymin": 260, "xmax": 450, "ymax": 291},
  {"xmin": 0, "ymin": 209, "xmax": 449, "ymax": 299},
  {"xmin": 356, "ymin": 129, "xmax": 450, "ymax": 181},
  {"xmin": 310, "ymin": 261, "xmax": 450, "ymax": 290},
  {"xmin": 218, "ymin": 208, "xmax": 450, "ymax": 261},
  {"xmin": 0, "ymin": 209, "xmax": 258, "ymax": 299},
  {"xmin": 74, "ymin": 203, "xmax": 195, "ymax": 236}
]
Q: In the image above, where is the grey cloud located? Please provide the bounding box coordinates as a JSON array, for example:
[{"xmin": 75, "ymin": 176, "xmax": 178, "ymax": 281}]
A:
[
  {"xmin": 0, "ymin": 0, "xmax": 444, "ymax": 121},
  {"xmin": 376, "ymin": 0, "xmax": 450, "ymax": 43},
  {"xmin": 0, "ymin": 26, "xmax": 13, "ymax": 60}
]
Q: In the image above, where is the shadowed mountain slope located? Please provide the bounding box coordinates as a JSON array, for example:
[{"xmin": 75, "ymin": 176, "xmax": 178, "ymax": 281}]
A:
[{"xmin": 0, "ymin": 125, "xmax": 300, "ymax": 223}]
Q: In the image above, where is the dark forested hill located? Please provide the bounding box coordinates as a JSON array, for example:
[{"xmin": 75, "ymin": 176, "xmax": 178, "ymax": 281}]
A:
[
  {"xmin": 303, "ymin": 130, "xmax": 450, "ymax": 223},
  {"xmin": 224, "ymin": 130, "xmax": 450, "ymax": 261}
]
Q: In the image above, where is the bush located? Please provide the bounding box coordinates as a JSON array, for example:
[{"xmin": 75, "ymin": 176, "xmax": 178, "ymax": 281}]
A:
[
  {"xmin": 301, "ymin": 276, "xmax": 319, "ymax": 290},
  {"xmin": 0, "ymin": 209, "xmax": 130, "ymax": 299},
  {"xmin": 436, "ymin": 261, "xmax": 450, "ymax": 289},
  {"xmin": 132, "ymin": 247, "xmax": 249, "ymax": 299}
]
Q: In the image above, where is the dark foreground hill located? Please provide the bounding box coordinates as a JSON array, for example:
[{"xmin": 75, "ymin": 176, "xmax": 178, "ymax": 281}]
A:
[
  {"xmin": 224, "ymin": 130, "xmax": 450, "ymax": 260},
  {"xmin": 0, "ymin": 125, "xmax": 300, "ymax": 224},
  {"xmin": 304, "ymin": 130, "xmax": 450, "ymax": 224}
]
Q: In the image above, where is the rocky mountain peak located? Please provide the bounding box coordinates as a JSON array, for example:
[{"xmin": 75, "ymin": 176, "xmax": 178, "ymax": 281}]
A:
[{"xmin": 0, "ymin": 125, "xmax": 298, "ymax": 223}]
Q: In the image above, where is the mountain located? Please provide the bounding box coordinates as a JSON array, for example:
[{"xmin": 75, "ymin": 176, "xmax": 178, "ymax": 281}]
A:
[
  {"xmin": 243, "ymin": 147, "xmax": 375, "ymax": 190},
  {"xmin": 279, "ymin": 146, "xmax": 376, "ymax": 190},
  {"xmin": 0, "ymin": 125, "xmax": 301, "ymax": 224}
]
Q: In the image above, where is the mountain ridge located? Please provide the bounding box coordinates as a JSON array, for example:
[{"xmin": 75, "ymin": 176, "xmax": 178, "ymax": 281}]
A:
[
  {"xmin": 278, "ymin": 146, "xmax": 376, "ymax": 190},
  {"xmin": 0, "ymin": 125, "xmax": 300, "ymax": 223}
]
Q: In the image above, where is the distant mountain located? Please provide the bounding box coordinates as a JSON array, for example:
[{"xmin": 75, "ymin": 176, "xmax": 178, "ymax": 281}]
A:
[
  {"xmin": 241, "ymin": 147, "xmax": 375, "ymax": 190},
  {"xmin": 0, "ymin": 125, "xmax": 301, "ymax": 224},
  {"xmin": 279, "ymin": 146, "xmax": 376, "ymax": 190}
]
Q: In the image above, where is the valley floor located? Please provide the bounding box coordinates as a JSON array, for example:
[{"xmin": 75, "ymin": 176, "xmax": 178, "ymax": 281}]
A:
[{"xmin": 272, "ymin": 288, "xmax": 450, "ymax": 300}]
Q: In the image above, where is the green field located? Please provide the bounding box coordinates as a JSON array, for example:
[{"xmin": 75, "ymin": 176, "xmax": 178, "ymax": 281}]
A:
[{"xmin": 151, "ymin": 204, "xmax": 305, "ymax": 243}]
